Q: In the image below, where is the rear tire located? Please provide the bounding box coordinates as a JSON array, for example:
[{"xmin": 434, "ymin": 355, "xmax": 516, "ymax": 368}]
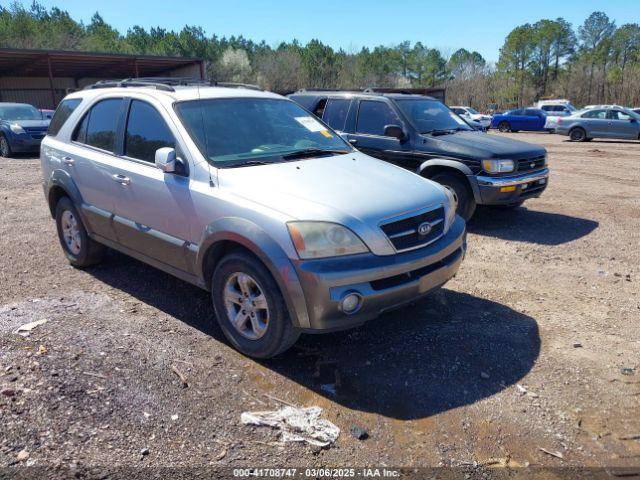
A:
[
  {"xmin": 431, "ymin": 172, "xmax": 476, "ymax": 221},
  {"xmin": 569, "ymin": 127, "xmax": 587, "ymax": 142},
  {"xmin": 55, "ymin": 196, "xmax": 105, "ymax": 267},
  {"xmin": 497, "ymin": 121, "xmax": 510, "ymax": 133},
  {"xmin": 0, "ymin": 134, "xmax": 12, "ymax": 158},
  {"xmin": 211, "ymin": 252, "xmax": 300, "ymax": 358}
]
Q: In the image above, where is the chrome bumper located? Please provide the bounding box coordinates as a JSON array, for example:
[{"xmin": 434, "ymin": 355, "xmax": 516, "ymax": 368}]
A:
[{"xmin": 476, "ymin": 168, "xmax": 550, "ymax": 187}]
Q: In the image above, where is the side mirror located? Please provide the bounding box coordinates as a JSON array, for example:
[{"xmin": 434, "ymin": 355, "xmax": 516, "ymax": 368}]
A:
[
  {"xmin": 630, "ymin": 118, "xmax": 637, "ymax": 123},
  {"xmin": 155, "ymin": 147, "xmax": 177, "ymax": 173},
  {"xmin": 384, "ymin": 124, "xmax": 405, "ymax": 140}
]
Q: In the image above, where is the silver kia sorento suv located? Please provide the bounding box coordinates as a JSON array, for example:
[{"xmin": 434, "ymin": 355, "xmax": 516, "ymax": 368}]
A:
[{"xmin": 41, "ymin": 78, "xmax": 466, "ymax": 358}]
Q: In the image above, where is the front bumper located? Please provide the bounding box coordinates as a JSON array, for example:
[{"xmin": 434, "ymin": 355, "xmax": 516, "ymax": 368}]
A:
[
  {"xmin": 473, "ymin": 168, "xmax": 549, "ymax": 205},
  {"xmin": 8, "ymin": 134, "xmax": 43, "ymax": 153},
  {"xmin": 291, "ymin": 216, "xmax": 466, "ymax": 331}
]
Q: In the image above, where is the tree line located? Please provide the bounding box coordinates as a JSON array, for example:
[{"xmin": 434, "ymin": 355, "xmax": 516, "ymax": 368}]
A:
[{"xmin": 1, "ymin": 2, "xmax": 639, "ymax": 109}]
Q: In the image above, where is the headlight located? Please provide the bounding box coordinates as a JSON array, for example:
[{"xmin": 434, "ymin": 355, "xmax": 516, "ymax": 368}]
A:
[
  {"xmin": 287, "ymin": 221, "xmax": 368, "ymax": 259},
  {"xmin": 442, "ymin": 187, "xmax": 457, "ymax": 230},
  {"xmin": 482, "ymin": 159, "xmax": 514, "ymax": 173},
  {"xmin": 10, "ymin": 123, "xmax": 25, "ymax": 134}
]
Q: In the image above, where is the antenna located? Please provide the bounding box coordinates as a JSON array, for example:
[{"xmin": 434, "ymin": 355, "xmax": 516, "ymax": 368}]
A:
[{"xmin": 196, "ymin": 83, "xmax": 215, "ymax": 188}]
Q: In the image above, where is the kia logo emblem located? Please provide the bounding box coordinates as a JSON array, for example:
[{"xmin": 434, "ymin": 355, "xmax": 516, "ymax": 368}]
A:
[
  {"xmin": 530, "ymin": 162, "xmax": 535, "ymax": 168},
  {"xmin": 418, "ymin": 222, "xmax": 432, "ymax": 236}
]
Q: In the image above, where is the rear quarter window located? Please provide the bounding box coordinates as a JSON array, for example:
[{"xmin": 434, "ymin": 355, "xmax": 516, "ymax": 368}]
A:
[{"xmin": 47, "ymin": 99, "xmax": 82, "ymax": 136}]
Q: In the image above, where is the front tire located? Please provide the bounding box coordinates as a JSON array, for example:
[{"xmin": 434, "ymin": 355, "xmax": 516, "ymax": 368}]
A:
[
  {"xmin": 211, "ymin": 252, "xmax": 300, "ymax": 358},
  {"xmin": 431, "ymin": 172, "xmax": 476, "ymax": 221},
  {"xmin": 569, "ymin": 127, "xmax": 587, "ymax": 142},
  {"xmin": 55, "ymin": 197, "xmax": 105, "ymax": 267},
  {"xmin": 0, "ymin": 134, "xmax": 12, "ymax": 158},
  {"xmin": 497, "ymin": 121, "xmax": 510, "ymax": 133}
]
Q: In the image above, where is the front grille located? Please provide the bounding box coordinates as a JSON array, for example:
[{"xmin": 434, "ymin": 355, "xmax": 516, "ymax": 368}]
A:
[
  {"xmin": 380, "ymin": 206, "xmax": 445, "ymax": 252},
  {"xmin": 517, "ymin": 155, "xmax": 546, "ymax": 172}
]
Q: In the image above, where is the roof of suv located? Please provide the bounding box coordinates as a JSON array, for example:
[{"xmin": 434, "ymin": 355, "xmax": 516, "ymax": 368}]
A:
[
  {"xmin": 292, "ymin": 90, "xmax": 436, "ymax": 101},
  {"xmin": 65, "ymin": 83, "xmax": 283, "ymax": 104}
]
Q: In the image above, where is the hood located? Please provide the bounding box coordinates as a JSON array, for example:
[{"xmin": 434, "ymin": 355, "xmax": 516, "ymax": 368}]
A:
[
  {"xmin": 2, "ymin": 119, "xmax": 50, "ymax": 128},
  {"xmin": 420, "ymin": 130, "xmax": 546, "ymax": 160},
  {"xmin": 218, "ymin": 151, "xmax": 448, "ymax": 226}
]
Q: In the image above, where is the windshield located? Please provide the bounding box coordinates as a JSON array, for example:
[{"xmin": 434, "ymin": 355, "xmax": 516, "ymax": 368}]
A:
[
  {"xmin": 394, "ymin": 99, "xmax": 472, "ymax": 134},
  {"xmin": 175, "ymin": 98, "xmax": 351, "ymax": 166},
  {"xmin": 466, "ymin": 107, "xmax": 479, "ymax": 114},
  {"xmin": 0, "ymin": 104, "xmax": 42, "ymax": 121}
]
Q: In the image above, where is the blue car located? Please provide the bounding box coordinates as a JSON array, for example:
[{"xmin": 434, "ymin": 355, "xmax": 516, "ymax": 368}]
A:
[
  {"xmin": 491, "ymin": 108, "xmax": 549, "ymax": 133},
  {"xmin": 0, "ymin": 103, "xmax": 50, "ymax": 157}
]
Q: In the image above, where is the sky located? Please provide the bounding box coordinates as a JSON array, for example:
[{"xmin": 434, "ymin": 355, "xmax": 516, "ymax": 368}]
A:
[{"xmin": 33, "ymin": 0, "xmax": 638, "ymax": 62}]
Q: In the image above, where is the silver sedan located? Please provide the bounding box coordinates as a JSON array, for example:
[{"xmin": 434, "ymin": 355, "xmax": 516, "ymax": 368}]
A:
[{"xmin": 556, "ymin": 107, "xmax": 640, "ymax": 141}]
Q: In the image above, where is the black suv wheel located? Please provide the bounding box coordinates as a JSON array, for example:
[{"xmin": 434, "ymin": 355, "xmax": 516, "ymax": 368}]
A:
[
  {"xmin": 55, "ymin": 197, "xmax": 105, "ymax": 267},
  {"xmin": 431, "ymin": 172, "xmax": 476, "ymax": 221},
  {"xmin": 211, "ymin": 252, "xmax": 300, "ymax": 358}
]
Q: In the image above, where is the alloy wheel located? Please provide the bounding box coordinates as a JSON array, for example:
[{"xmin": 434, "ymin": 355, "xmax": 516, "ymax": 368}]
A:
[
  {"xmin": 223, "ymin": 272, "xmax": 269, "ymax": 340},
  {"xmin": 61, "ymin": 210, "xmax": 82, "ymax": 255}
]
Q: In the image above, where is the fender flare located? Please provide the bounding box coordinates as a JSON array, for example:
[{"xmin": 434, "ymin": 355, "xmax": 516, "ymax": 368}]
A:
[
  {"xmin": 416, "ymin": 158, "xmax": 481, "ymax": 204},
  {"xmin": 46, "ymin": 169, "xmax": 84, "ymax": 217},
  {"xmin": 196, "ymin": 217, "xmax": 310, "ymax": 329}
]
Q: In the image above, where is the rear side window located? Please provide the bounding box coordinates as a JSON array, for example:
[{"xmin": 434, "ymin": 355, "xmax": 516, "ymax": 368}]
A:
[
  {"xmin": 125, "ymin": 100, "xmax": 175, "ymax": 163},
  {"xmin": 322, "ymin": 99, "xmax": 350, "ymax": 131},
  {"xmin": 73, "ymin": 98, "xmax": 123, "ymax": 152},
  {"xmin": 524, "ymin": 109, "xmax": 541, "ymax": 116},
  {"xmin": 356, "ymin": 101, "xmax": 401, "ymax": 136},
  {"xmin": 582, "ymin": 110, "xmax": 607, "ymax": 119},
  {"xmin": 48, "ymin": 99, "xmax": 81, "ymax": 136}
]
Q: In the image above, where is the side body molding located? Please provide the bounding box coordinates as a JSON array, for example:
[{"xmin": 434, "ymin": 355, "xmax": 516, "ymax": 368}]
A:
[
  {"xmin": 416, "ymin": 158, "xmax": 482, "ymax": 203},
  {"xmin": 196, "ymin": 217, "xmax": 310, "ymax": 329}
]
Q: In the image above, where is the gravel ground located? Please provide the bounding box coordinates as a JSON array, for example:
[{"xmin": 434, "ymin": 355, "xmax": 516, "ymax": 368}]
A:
[{"xmin": 0, "ymin": 132, "xmax": 638, "ymax": 477}]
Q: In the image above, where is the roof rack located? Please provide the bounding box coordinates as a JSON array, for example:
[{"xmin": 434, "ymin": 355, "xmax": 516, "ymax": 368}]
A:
[
  {"xmin": 293, "ymin": 87, "xmax": 433, "ymax": 96},
  {"xmin": 214, "ymin": 81, "xmax": 262, "ymax": 91},
  {"xmin": 86, "ymin": 77, "xmax": 264, "ymax": 92}
]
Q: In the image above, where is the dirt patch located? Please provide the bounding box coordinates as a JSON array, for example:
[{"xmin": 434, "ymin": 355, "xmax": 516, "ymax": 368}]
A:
[{"xmin": 0, "ymin": 133, "xmax": 639, "ymax": 474}]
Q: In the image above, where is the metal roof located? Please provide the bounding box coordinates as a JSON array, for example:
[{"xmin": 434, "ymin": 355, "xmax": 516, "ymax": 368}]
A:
[{"xmin": 0, "ymin": 48, "xmax": 204, "ymax": 78}]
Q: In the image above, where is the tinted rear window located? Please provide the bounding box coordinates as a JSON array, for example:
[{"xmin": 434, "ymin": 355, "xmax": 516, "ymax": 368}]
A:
[
  {"xmin": 76, "ymin": 99, "xmax": 123, "ymax": 152},
  {"xmin": 322, "ymin": 99, "xmax": 350, "ymax": 131},
  {"xmin": 48, "ymin": 99, "xmax": 82, "ymax": 136}
]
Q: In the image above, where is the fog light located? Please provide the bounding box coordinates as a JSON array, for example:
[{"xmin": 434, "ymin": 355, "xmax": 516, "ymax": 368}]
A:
[
  {"xmin": 340, "ymin": 292, "xmax": 362, "ymax": 314},
  {"xmin": 500, "ymin": 186, "xmax": 516, "ymax": 193}
]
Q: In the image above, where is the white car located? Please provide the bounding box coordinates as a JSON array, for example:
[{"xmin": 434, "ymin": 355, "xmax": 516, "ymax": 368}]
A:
[
  {"xmin": 449, "ymin": 106, "xmax": 491, "ymax": 129},
  {"xmin": 534, "ymin": 100, "xmax": 576, "ymax": 115}
]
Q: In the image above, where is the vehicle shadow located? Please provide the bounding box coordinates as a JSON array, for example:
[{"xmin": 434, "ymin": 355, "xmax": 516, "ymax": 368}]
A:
[
  {"xmin": 89, "ymin": 251, "xmax": 540, "ymax": 421},
  {"xmin": 469, "ymin": 206, "xmax": 598, "ymax": 245}
]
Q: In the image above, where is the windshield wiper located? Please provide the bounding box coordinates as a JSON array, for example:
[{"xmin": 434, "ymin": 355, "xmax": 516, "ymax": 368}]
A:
[
  {"xmin": 423, "ymin": 129, "xmax": 457, "ymax": 136},
  {"xmin": 226, "ymin": 159, "xmax": 274, "ymax": 168},
  {"xmin": 281, "ymin": 148, "xmax": 349, "ymax": 160}
]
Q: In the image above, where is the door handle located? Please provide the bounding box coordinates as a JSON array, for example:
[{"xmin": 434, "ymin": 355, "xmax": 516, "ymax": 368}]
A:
[
  {"xmin": 348, "ymin": 138, "xmax": 357, "ymax": 145},
  {"xmin": 111, "ymin": 174, "xmax": 131, "ymax": 186},
  {"xmin": 62, "ymin": 156, "xmax": 75, "ymax": 166}
]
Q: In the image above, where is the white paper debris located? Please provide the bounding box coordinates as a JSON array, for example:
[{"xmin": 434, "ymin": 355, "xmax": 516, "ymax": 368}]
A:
[
  {"xmin": 294, "ymin": 116, "xmax": 326, "ymax": 132},
  {"xmin": 14, "ymin": 319, "xmax": 48, "ymax": 337},
  {"xmin": 241, "ymin": 405, "xmax": 340, "ymax": 447}
]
